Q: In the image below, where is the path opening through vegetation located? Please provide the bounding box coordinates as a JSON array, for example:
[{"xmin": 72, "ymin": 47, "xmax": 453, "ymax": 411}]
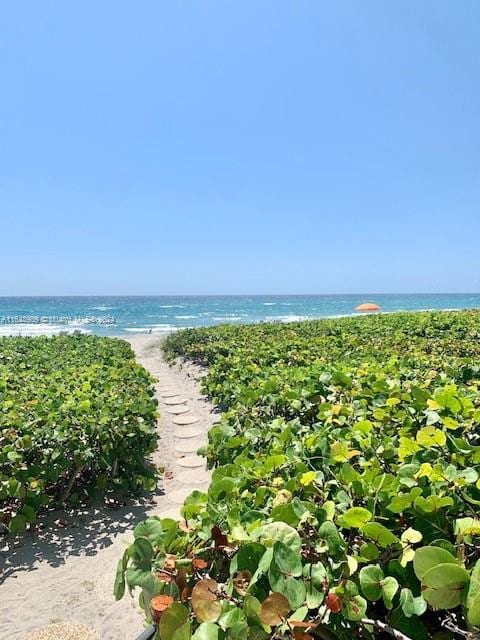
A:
[{"xmin": 0, "ymin": 335, "xmax": 215, "ymax": 640}]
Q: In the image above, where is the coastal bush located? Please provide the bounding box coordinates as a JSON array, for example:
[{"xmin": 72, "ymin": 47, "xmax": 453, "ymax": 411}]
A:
[
  {"xmin": 117, "ymin": 312, "xmax": 480, "ymax": 639},
  {"xmin": 0, "ymin": 334, "xmax": 158, "ymax": 533}
]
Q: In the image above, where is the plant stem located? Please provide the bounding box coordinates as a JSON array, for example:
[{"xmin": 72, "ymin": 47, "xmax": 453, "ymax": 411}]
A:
[
  {"xmin": 361, "ymin": 618, "xmax": 413, "ymax": 640},
  {"xmin": 60, "ymin": 464, "xmax": 83, "ymax": 503}
]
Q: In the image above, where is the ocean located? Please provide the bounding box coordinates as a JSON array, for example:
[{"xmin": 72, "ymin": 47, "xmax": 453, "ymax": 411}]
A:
[{"xmin": 0, "ymin": 294, "xmax": 479, "ymax": 337}]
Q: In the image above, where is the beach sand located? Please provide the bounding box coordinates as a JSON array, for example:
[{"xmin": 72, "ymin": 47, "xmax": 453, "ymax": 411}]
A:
[{"xmin": 0, "ymin": 335, "xmax": 215, "ymax": 640}]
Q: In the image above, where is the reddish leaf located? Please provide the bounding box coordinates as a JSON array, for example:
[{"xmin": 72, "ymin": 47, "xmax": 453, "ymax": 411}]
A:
[
  {"xmin": 175, "ymin": 567, "xmax": 187, "ymax": 593},
  {"xmin": 212, "ymin": 525, "xmax": 229, "ymax": 549},
  {"xmin": 326, "ymin": 592, "xmax": 342, "ymax": 613},
  {"xmin": 192, "ymin": 557, "xmax": 208, "ymax": 570},
  {"xmin": 192, "ymin": 578, "xmax": 222, "ymax": 623},
  {"xmin": 259, "ymin": 593, "xmax": 290, "ymax": 626},
  {"xmin": 151, "ymin": 594, "xmax": 174, "ymax": 623}
]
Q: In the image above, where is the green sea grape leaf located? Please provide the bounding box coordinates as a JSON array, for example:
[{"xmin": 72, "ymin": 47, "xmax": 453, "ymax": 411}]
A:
[
  {"xmin": 399, "ymin": 588, "xmax": 427, "ymax": 618},
  {"xmin": 413, "ymin": 495, "xmax": 454, "ymax": 513},
  {"xmin": 218, "ymin": 607, "xmax": 247, "ymax": 632},
  {"xmin": 388, "ymin": 495, "xmax": 414, "ymax": 513},
  {"xmin": 330, "ymin": 441, "xmax": 360, "ymax": 462},
  {"xmin": 421, "ymin": 563, "xmax": 469, "ymax": 609},
  {"xmin": 125, "ymin": 567, "xmax": 152, "ymax": 589},
  {"xmin": 8, "ymin": 514, "xmax": 27, "ymax": 534},
  {"xmin": 271, "ymin": 542, "xmax": 302, "ymax": 576},
  {"xmin": 269, "ymin": 543, "xmax": 305, "ymax": 609},
  {"xmin": 134, "ymin": 517, "xmax": 165, "ymax": 545},
  {"xmin": 401, "ymin": 528, "xmax": 423, "ymax": 545},
  {"xmin": 455, "ymin": 517, "xmax": 480, "ymax": 539},
  {"xmin": 159, "ymin": 603, "xmax": 190, "ymax": 640},
  {"xmin": 359, "ymin": 565, "xmax": 383, "ymax": 600},
  {"xmin": 249, "ymin": 548, "xmax": 273, "ymax": 588},
  {"xmin": 243, "ymin": 595, "xmax": 262, "ymax": 622},
  {"xmin": 230, "ymin": 543, "xmax": 265, "ymax": 576},
  {"xmin": 113, "ymin": 558, "xmax": 126, "ymax": 600},
  {"xmin": 416, "ymin": 427, "xmax": 446, "ymax": 448},
  {"xmin": 132, "ymin": 536, "xmax": 154, "ymax": 564},
  {"xmin": 398, "ymin": 437, "xmax": 422, "ymax": 460},
  {"xmin": 318, "ymin": 520, "xmax": 346, "ymax": 556},
  {"xmin": 173, "ymin": 622, "xmax": 191, "ymax": 640},
  {"xmin": 303, "ymin": 562, "xmax": 327, "ymax": 609},
  {"xmin": 252, "ymin": 523, "xmax": 301, "ymax": 553},
  {"xmin": 192, "ymin": 623, "xmax": 223, "ymax": 640},
  {"xmin": 381, "ymin": 576, "xmax": 399, "ymax": 609},
  {"xmin": 343, "ymin": 595, "xmax": 367, "ymax": 621},
  {"xmin": 341, "ymin": 507, "xmax": 372, "ymax": 528},
  {"xmin": 466, "ymin": 560, "xmax": 480, "ymax": 625},
  {"xmin": 362, "ymin": 522, "xmax": 400, "ymax": 548},
  {"xmin": 413, "ymin": 546, "xmax": 457, "ymax": 580}
]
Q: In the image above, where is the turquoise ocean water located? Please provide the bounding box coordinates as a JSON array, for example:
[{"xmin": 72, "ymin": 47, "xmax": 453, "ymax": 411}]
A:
[{"xmin": 0, "ymin": 294, "xmax": 479, "ymax": 337}]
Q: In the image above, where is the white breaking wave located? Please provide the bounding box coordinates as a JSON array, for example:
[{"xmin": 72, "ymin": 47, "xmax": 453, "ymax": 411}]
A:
[
  {"xmin": 175, "ymin": 315, "xmax": 198, "ymax": 319},
  {"xmin": 266, "ymin": 315, "xmax": 311, "ymax": 323},
  {"xmin": 0, "ymin": 324, "xmax": 91, "ymax": 337},
  {"xmin": 124, "ymin": 325, "xmax": 177, "ymax": 333}
]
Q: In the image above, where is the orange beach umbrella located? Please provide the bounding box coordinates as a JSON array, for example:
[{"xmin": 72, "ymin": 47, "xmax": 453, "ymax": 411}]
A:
[{"xmin": 355, "ymin": 302, "xmax": 381, "ymax": 312}]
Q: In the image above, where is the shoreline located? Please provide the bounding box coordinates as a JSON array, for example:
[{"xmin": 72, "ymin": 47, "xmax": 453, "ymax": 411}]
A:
[{"xmin": 0, "ymin": 306, "xmax": 476, "ymax": 338}]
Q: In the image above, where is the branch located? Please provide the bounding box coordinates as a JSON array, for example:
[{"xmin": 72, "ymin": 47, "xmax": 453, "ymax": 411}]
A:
[
  {"xmin": 361, "ymin": 618, "xmax": 413, "ymax": 640},
  {"xmin": 442, "ymin": 618, "xmax": 480, "ymax": 640}
]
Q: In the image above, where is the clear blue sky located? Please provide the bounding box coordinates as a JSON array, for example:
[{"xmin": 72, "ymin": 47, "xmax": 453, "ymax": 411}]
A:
[{"xmin": 1, "ymin": 1, "xmax": 479, "ymax": 295}]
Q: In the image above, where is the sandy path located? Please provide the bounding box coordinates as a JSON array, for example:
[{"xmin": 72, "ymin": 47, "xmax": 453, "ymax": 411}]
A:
[{"xmin": 0, "ymin": 335, "xmax": 215, "ymax": 640}]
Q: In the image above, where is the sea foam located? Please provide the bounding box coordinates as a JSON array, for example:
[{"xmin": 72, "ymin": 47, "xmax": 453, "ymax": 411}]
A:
[{"xmin": 0, "ymin": 324, "xmax": 91, "ymax": 337}]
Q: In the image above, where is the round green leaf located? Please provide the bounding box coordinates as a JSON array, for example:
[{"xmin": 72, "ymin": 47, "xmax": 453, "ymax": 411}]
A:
[
  {"xmin": 192, "ymin": 624, "xmax": 224, "ymax": 640},
  {"xmin": 362, "ymin": 522, "xmax": 400, "ymax": 548},
  {"xmin": 159, "ymin": 603, "xmax": 190, "ymax": 640},
  {"xmin": 359, "ymin": 565, "xmax": 383, "ymax": 601},
  {"xmin": 421, "ymin": 563, "xmax": 469, "ymax": 609},
  {"xmin": 272, "ymin": 541, "xmax": 302, "ymax": 576},
  {"xmin": 381, "ymin": 576, "xmax": 399, "ymax": 609},
  {"xmin": 343, "ymin": 595, "xmax": 367, "ymax": 621},
  {"xmin": 8, "ymin": 514, "xmax": 27, "ymax": 534},
  {"xmin": 341, "ymin": 507, "xmax": 372, "ymax": 528},
  {"xmin": 399, "ymin": 588, "xmax": 427, "ymax": 618},
  {"xmin": 252, "ymin": 522, "xmax": 302, "ymax": 553},
  {"xmin": 467, "ymin": 560, "xmax": 480, "ymax": 625},
  {"xmin": 413, "ymin": 546, "xmax": 457, "ymax": 580}
]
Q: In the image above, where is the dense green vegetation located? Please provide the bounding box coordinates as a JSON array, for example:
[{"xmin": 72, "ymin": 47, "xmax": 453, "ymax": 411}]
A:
[
  {"xmin": 0, "ymin": 334, "xmax": 158, "ymax": 533},
  {"xmin": 117, "ymin": 312, "xmax": 480, "ymax": 639}
]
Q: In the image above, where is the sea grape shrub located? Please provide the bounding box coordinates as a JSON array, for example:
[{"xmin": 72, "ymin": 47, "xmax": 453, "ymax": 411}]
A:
[
  {"xmin": 0, "ymin": 334, "xmax": 158, "ymax": 533},
  {"xmin": 118, "ymin": 312, "xmax": 480, "ymax": 639}
]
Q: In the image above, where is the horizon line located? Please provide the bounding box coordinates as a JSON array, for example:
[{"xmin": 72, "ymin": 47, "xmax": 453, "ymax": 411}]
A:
[{"xmin": 1, "ymin": 292, "xmax": 480, "ymax": 298}]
